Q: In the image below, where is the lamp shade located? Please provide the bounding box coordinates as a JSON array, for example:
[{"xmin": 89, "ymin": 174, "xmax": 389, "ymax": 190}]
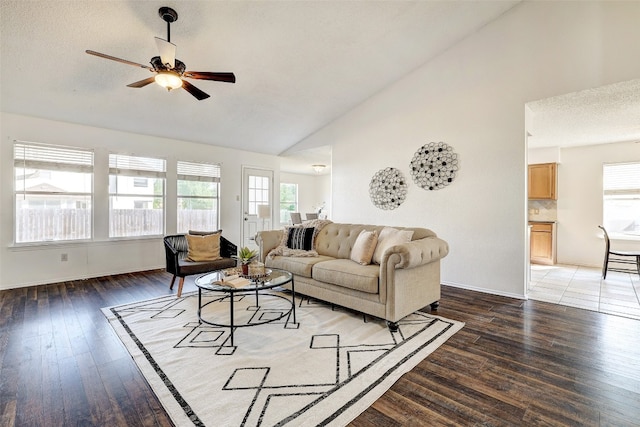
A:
[{"xmin": 257, "ymin": 204, "xmax": 271, "ymax": 219}]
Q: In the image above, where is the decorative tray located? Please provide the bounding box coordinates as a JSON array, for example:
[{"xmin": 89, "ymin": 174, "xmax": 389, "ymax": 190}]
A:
[
  {"xmin": 240, "ymin": 268, "xmax": 272, "ymax": 280},
  {"xmin": 222, "ymin": 267, "xmax": 272, "ymax": 280}
]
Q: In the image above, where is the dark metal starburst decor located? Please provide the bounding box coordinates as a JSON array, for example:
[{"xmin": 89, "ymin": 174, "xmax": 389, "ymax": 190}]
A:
[
  {"xmin": 410, "ymin": 142, "xmax": 459, "ymax": 191},
  {"xmin": 369, "ymin": 167, "xmax": 407, "ymax": 210}
]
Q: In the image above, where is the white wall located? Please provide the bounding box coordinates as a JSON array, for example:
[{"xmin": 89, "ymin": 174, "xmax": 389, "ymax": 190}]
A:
[
  {"xmin": 280, "ymin": 172, "xmax": 331, "ymax": 224},
  {"xmin": 295, "ymin": 1, "xmax": 640, "ymax": 298},
  {"xmin": 528, "ymin": 147, "xmax": 561, "ymax": 165},
  {"xmin": 0, "ymin": 113, "xmax": 281, "ymax": 289},
  {"xmin": 557, "ymin": 141, "xmax": 640, "ymax": 267}
]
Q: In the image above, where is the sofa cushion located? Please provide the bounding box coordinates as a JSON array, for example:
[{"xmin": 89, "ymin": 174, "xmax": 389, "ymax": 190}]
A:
[
  {"xmin": 265, "ymin": 255, "xmax": 334, "ymax": 278},
  {"xmin": 312, "ymin": 259, "xmax": 379, "ymax": 294},
  {"xmin": 350, "ymin": 229, "xmax": 378, "ymax": 265},
  {"xmin": 185, "ymin": 233, "xmax": 222, "ymax": 262},
  {"xmin": 372, "ymin": 227, "xmax": 414, "ymax": 264}
]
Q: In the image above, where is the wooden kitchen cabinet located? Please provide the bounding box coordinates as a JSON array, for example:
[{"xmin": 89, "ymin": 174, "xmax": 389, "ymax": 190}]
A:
[
  {"xmin": 528, "ymin": 163, "xmax": 557, "ymax": 200},
  {"xmin": 529, "ymin": 222, "xmax": 556, "ymax": 265}
]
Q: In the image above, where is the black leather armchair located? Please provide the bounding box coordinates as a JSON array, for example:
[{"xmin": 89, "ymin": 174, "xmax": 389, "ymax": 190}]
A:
[{"xmin": 163, "ymin": 233, "xmax": 237, "ymax": 297}]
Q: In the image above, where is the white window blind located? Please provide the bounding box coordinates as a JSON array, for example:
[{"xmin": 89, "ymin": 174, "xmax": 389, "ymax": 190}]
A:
[
  {"xmin": 109, "ymin": 154, "xmax": 166, "ymax": 178},
  {"xmin": 15, "ymin": 141, "xmax": 93, "ymax": 174},
  {"xmin": 603, "ymin": 162, "xmax": 640, "ymax": 195},
  {"xmin": 177, "ymin": 161, "xmax": 220, "ymax": 182}
]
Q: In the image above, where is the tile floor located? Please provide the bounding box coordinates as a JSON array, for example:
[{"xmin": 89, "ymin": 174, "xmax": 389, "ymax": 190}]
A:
[{"xmin": 528, "ymin": 264, "xmax": 640, "ymax": 320}]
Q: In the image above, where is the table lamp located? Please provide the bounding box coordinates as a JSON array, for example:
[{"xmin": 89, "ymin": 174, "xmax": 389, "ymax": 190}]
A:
[{"xmin": 257, "ymin": 204, "xmax": 271, "ymax": 230}]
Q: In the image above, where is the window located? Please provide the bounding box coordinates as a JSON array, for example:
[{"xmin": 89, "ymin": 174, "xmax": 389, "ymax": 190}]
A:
[
  {"xmin": 603, "ymin": 162, "xmax": 640, "ymax": 237},
  {"xmin": 109, "ymin": 154, "xmax": 165, "ymax": 237},
  {"xmin": 14, "ymin": 142, "xmax": 93, "ymax": 243},
  {"xmin": 177, "ymin": 161, "xmax": 220, "ymax": 233},
  {"xmin": 280, "ymin": 183, "xmax": 298, "ymax": 223},
  {"xmin": 248, "ymin": 175, "xmax": 270, "ymax": 215}
]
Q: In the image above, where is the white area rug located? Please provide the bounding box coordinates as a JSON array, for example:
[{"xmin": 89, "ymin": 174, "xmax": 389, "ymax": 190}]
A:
[{"xmin": 103, "ymin": 289, "xmax": 463, "ymax": 426}]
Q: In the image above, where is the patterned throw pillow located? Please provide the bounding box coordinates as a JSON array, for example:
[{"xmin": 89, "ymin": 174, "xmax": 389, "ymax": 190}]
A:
[{"xmin": 286, "ymin": 227, "xmax": 315, "ymax": 251}]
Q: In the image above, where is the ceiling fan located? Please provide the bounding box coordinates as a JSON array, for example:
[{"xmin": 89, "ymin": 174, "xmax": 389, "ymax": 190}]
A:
[{"xmin": 86, "ymin": 6, "xmax": 235, "ymax": 101}]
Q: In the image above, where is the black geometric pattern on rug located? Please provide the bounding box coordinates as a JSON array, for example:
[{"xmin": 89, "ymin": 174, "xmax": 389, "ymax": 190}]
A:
[
  {"xmin": 174, "ymin": 292, "xmax": 299, "ymax": 355},
  {"xmin": 110, "ymin": 292, "xmax": 456, "ymax": 426}
]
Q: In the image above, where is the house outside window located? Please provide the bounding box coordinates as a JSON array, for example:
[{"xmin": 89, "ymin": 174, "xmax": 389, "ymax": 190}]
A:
[
  {"xmin": 133, "ymin": 177, "xmax": 149, "ymax": 188},
  {"xmin": 280, "ymin": 183, "xmax": 298, "ymax": 224},
  {"xmin": 177, "ymin": 161, "xmax": 220, "ymax": 233},
  {"xmin": 109, "ymin": 154, "xmax": 165, "ymax": 237},
  {"xmin": 603, "ymin": 162, "xmax": 640, "ymax": 237},
  {"xmin": 14, "ymin": 142, "xmax": 93, "ymax": 243}
]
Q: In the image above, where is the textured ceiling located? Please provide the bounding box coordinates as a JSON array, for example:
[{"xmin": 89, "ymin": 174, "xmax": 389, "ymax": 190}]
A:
[
  {"xmin": 1, "ymin": 0, "xmax": 520, "ymax": 169},
  {"xmin": 527, "ymin": 79, "xmax": 640, "ymax": 149}
]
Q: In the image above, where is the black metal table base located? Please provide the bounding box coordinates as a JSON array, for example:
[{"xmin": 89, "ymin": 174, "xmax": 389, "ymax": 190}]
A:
[{"xmin": 197, "ymin": 281, "xmax": 297, "ymax": 348}]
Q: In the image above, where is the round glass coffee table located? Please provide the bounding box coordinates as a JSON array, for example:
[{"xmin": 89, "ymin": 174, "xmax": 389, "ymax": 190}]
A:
[{"xmin": 194, "ymin": 268, "xmax": 296, "ymax": 347}]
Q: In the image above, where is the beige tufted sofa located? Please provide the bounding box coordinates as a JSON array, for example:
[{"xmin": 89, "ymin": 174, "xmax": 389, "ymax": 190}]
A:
[{"xmin": 255, "ymin": 223, "xmax": 449, "ymax": 330}]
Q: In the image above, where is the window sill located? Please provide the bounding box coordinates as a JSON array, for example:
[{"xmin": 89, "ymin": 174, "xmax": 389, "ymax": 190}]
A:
[
  {"xmin": 605, "ymin": 233, "xmax": 640, "ymax": 242},
  {"xmin": 8, "ymin": 235, "xmax": 163, "ymax": 251}
]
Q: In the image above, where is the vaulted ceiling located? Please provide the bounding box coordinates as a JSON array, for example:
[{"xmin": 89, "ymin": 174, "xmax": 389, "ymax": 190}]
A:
[
  {"xmin": 5, "ymin": 1, "xmax": 633, "ymax": 171},
  {"xmin": 1, "ymin": 0, "xmax": 520, "ymax": 162}
]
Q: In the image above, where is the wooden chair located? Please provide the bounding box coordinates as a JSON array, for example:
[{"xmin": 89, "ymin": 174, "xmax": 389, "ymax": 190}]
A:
[
  {"xmin": 290, "ymin": 212, "xmax": 302, "ymax": 225},
  {"xmin": 598, "ymin": 225, "xmax": 640, "ymax": 279},
  {"xmin": 305, "ymin": 213, "xmax": 318, "ymax": 220}
]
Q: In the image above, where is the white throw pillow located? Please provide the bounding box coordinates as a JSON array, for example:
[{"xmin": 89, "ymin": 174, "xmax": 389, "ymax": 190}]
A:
[
  {"xmin": 350, "ymin": 229, "xmax": 379, "ymax": 265},
  {"xmin": 372, "ymin": 227, "xmax": 413, "ymax": 264}
]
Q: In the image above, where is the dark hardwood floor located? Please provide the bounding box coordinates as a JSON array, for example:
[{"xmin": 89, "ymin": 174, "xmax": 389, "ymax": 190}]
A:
[{"xmin": 1, "ymin": 270, "xmax": 639, "ymax": 426}]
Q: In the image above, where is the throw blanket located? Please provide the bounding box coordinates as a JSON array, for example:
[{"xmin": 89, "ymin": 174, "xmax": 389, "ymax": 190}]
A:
[{"xmin": 267, "ymin": 219, "xmax": 333, "ymax": 259}]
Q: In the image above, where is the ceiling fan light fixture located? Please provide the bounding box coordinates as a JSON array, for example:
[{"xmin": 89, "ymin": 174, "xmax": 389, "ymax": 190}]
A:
[{"xmin": 155, "ymin": 71, "xmax": 182, "ymax": 90}]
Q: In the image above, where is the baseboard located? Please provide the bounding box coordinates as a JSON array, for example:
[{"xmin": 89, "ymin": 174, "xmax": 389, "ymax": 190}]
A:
[
  {"xmin": 0, "ymin": 265, "xmax": 166, "ymax": 291},
  {"xmin": 441, "ymin": 280, "xmax": 527, "ymax": 300}
]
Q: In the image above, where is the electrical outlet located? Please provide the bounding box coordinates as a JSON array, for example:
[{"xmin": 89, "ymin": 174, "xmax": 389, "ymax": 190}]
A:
[{"xmin": 61, "ymin": 253, "xmax": 68, "ymax": 262}]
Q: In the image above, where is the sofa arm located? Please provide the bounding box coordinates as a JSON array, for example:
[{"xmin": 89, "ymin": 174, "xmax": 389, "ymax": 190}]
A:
[
  {"xmin": 255, "ymin": 230, "xmax": 284, "ymax": 262},
  {"xmin": 383, "ymin": 237, "xmax": 449, "ymax": 269}
]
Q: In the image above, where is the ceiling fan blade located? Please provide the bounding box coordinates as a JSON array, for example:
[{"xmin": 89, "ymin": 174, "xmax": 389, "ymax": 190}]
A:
[
  {"xmin": 86, "ymin": 50, "xmax": 152, "ymax": 70},
  {"xmin": 127, "ymin": 77, "xmax": 157, "ymax": 88},
  {"xmin": 182, "ymin": 80, "xmax": 210, "ymax": 100},
  {"xmin": 154, "ymin": 37, "xmax": 176, "ymax": 69},
  {"xmin": 184, "ymin": 71, "xmax": 236, "ymax": 83}
]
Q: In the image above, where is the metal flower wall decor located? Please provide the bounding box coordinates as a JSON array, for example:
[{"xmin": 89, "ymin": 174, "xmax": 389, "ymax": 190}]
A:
[
  {"xmin": 410, "ymin": 142, "xmax": 459, "ymax": 191},
  {"xmin": 369, "ymin": 167, "xmax": 407, "ymax": 210}
]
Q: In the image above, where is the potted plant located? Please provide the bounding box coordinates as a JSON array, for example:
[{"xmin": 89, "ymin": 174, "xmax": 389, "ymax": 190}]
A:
[{"xmin": 235, "ymin": 246, "xmax": 258, "ymax": 275}]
